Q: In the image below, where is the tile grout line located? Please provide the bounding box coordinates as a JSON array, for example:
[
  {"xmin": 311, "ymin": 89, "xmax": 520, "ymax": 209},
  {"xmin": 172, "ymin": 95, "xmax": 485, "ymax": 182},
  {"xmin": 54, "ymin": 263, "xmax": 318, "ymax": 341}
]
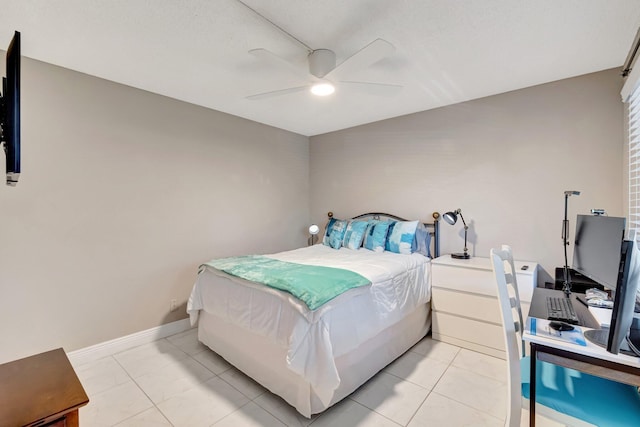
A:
[
  {"xmin": 111, "ymin": 341, "xmax": 177, "ymax": 426},
  {"xmin": 412, "ymin": 344, "xmax": 462, "ymax": 424},
  {"xmin": 401, "ymin": 390, "xmax": 432, "ymax": 427}
]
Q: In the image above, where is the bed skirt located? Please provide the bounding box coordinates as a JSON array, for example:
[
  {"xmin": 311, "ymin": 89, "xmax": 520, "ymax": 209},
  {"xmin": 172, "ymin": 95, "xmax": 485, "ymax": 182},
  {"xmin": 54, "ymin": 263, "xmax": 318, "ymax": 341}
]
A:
[{"xmin": 197, "ymin": 303, "xmax": 431, "ymax": 417}]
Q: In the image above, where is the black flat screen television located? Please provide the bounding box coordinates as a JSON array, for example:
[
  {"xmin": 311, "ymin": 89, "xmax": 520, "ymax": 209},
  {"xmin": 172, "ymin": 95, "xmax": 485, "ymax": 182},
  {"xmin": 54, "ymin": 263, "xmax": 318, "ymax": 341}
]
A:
[{"xmin": 1, "ymin": 31, "xmax": 20, "ymax": 186}]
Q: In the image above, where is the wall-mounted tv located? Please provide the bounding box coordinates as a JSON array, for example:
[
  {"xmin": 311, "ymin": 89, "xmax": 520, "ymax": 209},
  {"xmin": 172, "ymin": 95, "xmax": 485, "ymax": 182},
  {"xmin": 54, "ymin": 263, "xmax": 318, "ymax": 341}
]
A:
[{"xmin": 1, "ymin": 31, "xmax": 20, "ymax": 186}]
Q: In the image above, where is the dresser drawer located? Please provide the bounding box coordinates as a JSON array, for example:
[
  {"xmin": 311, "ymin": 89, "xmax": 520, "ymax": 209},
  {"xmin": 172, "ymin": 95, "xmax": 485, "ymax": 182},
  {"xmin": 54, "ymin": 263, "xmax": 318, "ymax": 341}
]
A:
[
  {"xmin": 432, "ymin": 287, "xmax": 531, "ymax": 321},
  {"xmin": 432, "ymin": 264, "xmax": 534, "ymax": 302},
  {"xmin": 432, "ymin": 311, "xmax": 505, "ymax": 352},
  {"xmin": 432, "ymin": 264, "xmax": 495, "ymax": 296},
  {"xmin": 432, "ymin": 287, "xmax": 502, "ymax": 323}
]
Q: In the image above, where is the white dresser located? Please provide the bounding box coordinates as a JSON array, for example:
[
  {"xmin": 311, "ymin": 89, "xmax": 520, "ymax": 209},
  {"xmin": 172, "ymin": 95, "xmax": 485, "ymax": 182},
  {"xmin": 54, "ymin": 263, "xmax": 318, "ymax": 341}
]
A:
[{"xmin": 431, "ymin": 255, "xmax": 538, "ymax": 359}]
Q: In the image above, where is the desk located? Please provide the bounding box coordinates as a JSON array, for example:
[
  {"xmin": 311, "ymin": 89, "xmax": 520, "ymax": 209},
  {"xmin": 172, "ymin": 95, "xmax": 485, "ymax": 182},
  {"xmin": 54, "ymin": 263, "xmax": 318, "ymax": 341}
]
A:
[
  {"xmin": 0, "ymin": 348, "xmax": 89, "ymax": 426},
  {"xmin": 524, "ymin": 288, "xmax": 640, "ymax": 427}
]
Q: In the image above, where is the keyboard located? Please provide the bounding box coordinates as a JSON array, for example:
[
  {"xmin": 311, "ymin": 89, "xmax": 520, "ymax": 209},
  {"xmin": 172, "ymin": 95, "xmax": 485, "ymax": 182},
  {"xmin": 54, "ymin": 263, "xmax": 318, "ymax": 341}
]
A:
[{"xmin": 546, "ymin": 296, "xmax": 580, "ymax": 324}]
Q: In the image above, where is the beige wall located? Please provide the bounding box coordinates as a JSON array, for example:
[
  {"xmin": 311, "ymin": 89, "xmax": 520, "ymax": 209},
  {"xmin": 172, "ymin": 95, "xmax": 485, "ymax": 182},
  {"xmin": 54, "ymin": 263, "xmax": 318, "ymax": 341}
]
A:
[
  {"xmin": 0, "ymin": 59, "xmax": 625, "ymax": 362},
  {"xmin": 310, "ymin": 69, "xmax": 624, "ymax": 282},
  {"xmin": 0, "ymin": 58, "xmax": 309, "ymax": 363}
]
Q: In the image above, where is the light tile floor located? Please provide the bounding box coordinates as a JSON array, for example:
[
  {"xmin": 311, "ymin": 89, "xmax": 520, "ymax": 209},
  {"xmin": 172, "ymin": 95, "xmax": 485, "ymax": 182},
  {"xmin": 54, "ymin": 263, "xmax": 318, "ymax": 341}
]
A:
[{"xmin": 74, "ymin": 329, "xmax": 564, "ymax": 427}]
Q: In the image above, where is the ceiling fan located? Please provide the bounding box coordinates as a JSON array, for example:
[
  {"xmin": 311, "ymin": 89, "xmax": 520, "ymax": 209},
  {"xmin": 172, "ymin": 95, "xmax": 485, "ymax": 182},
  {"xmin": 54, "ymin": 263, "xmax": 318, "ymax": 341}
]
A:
[{"xmin": 246, "ymin": 38, "xmax": 402, "ymax": 100}]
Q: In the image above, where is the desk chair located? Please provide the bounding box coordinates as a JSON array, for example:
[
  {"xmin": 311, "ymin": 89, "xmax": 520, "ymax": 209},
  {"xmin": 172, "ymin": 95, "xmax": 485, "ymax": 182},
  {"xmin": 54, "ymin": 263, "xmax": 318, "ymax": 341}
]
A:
[{"xmin": 490, "ymin": 245, "xmax": 640, "ymax": 427}]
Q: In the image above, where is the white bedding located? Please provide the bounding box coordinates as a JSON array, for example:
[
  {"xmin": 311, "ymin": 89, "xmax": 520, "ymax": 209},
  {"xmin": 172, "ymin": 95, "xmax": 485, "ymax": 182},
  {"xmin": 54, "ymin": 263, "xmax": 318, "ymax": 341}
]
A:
[{"xmin": 187, "ymin": 244, "xmax": 431, "ymax": 408}]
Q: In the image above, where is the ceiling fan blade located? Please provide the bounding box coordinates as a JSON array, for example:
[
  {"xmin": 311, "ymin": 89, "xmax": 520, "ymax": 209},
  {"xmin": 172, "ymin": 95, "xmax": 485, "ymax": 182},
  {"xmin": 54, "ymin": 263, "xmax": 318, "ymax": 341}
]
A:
[
  {"xmin": 249, "ymin": 48, "xmax": 308, "ymax": 79},
  {"xmin": 326, "ymin": 39, "xmax": 395, "ymax": 80},
  {"xmin": 246, "ymin": 85, "xmax": 310, "ymax": 100},
  {"xmin": 338, "ymin": 81, "xmax": 402, "ymax": 97}
]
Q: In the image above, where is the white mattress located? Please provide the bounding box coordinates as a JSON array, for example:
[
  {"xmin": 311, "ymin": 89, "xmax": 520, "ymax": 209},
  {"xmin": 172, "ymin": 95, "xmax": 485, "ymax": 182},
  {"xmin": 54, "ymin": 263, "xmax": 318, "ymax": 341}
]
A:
[{"xmin": 187, "ymin": 244, "xmax": 431, "ymax": 406}]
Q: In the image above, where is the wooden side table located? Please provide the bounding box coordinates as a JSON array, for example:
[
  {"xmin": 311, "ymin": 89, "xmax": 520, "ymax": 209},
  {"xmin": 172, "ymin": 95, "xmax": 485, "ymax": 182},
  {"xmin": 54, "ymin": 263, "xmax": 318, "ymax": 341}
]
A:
[{"xmin": 0, "ymin": 348, "xmax": 89, "ymax": 427}]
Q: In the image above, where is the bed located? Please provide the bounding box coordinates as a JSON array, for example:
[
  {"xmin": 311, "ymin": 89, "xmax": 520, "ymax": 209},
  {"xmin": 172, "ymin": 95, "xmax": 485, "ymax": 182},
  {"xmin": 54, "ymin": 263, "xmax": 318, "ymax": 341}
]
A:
[{"xmin": 187, "ymin": 212, "xmax": 440, "ymax": 417}]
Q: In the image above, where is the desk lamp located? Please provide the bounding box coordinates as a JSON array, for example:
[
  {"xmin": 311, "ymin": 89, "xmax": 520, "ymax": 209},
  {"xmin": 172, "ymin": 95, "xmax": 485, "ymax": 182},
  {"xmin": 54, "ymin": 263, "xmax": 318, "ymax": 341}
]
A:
[
  {"xmin": 443, "ymin": 209, "xmax": 470, "ymax": 259},
  {"xmin": 562, "ymin": 190, "xmax": 580, "ymax": 294},
  {"xmin": 308, "ymin": 224, "xmax": 320, "ymax": 246}
]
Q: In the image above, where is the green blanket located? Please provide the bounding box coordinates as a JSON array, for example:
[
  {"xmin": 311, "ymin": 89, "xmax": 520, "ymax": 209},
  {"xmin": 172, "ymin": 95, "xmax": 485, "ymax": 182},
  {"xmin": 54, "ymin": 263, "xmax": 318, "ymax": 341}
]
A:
[{"xmin": 204, "ymin": 255, "xmax": 370, "ymax": 310}]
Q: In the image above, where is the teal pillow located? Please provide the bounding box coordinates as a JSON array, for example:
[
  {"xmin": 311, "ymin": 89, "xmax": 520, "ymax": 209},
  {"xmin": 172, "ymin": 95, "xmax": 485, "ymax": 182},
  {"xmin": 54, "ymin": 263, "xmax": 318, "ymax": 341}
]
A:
[
  {"xmin": 322, "ymin": 217, "xmax": 338, "ymax": 246},
  {"xmin": 364, "ymin": 220, "xmax": 392, "ymax": 252},
  {"xmin": 328, "ymin": 220, "xmax": 348, "ymax": 249},
  {"xmin": 342, "ymin": 221, "xmax": 368, "ymax": 250},
  {"xmin": 386, "ymin": 220, "xmax": 419, "ymax": 254}
]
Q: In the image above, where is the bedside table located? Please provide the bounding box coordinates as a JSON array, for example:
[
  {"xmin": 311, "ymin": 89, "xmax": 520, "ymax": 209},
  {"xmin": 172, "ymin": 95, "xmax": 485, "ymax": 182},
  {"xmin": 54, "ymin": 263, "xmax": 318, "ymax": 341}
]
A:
[
  {"xmin": 431, "ymin": 255, "xmax": 538, "ymax": 359},
  {"xmin": 0, "ymin": 348, "xmax": 89, "ymax": 426}
]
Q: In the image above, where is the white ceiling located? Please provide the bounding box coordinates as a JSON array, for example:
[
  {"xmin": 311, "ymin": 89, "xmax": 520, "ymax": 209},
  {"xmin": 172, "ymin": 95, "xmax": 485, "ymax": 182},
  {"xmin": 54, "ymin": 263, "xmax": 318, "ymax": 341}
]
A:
[{"xmin": 2, "ymin": 0, "xmax": 640, "ymax": 136}]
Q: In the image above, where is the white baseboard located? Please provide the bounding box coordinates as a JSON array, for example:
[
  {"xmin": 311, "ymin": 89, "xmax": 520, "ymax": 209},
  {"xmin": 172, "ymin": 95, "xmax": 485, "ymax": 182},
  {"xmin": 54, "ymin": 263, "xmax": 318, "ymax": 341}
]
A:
[{"xmin": 67, "ymin": 318, "xmax": 192, "ymax": 366}]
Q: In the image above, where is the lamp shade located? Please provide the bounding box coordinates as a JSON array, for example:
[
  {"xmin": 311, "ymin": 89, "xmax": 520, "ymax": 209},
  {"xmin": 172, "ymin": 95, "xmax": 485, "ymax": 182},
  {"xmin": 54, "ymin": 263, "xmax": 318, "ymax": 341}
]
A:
[
  {"xmin": 443, "ymin": 211, "xmax": 458, "ymax": 225},
  {"xmin": 309, "ymin": 224, "xmax": 320, "ymax": 235}
]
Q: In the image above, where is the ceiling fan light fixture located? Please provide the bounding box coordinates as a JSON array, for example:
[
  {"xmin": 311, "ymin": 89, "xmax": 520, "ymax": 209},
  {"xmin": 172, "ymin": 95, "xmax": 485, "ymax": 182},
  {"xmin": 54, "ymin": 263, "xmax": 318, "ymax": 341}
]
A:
[{"xmin": 310, "ymin": 82, "xmax": 335, "ymax": 96}]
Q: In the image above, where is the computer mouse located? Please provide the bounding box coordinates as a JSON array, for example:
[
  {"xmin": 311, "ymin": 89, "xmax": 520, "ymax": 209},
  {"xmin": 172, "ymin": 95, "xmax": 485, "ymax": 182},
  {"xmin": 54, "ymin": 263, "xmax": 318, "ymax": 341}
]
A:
[{"xmin": 549, "ymin": 321, "xmax": 574, "ymax": 331}]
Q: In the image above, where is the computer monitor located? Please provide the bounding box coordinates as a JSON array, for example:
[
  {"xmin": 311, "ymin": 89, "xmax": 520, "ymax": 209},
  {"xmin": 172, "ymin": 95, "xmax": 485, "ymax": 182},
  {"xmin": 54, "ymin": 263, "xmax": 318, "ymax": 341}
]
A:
[
  {"xmin": 572, "ymin": 215, "xmax": 626, "ymax": 291},
  {"xmin": 582, "ymin": 226, "xmax": 640, "ymax": 356},
  {"xmin": 607, "ymin": 237, "xmax": 640, "ymax": 355}
]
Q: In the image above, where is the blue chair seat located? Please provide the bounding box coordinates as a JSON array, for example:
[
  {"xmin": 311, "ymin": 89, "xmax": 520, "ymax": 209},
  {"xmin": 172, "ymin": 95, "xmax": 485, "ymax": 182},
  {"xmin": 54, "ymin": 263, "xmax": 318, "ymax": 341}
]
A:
[{"xmin": 520, "ymin": 357, "xmax": 640, "ymax": 426}]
